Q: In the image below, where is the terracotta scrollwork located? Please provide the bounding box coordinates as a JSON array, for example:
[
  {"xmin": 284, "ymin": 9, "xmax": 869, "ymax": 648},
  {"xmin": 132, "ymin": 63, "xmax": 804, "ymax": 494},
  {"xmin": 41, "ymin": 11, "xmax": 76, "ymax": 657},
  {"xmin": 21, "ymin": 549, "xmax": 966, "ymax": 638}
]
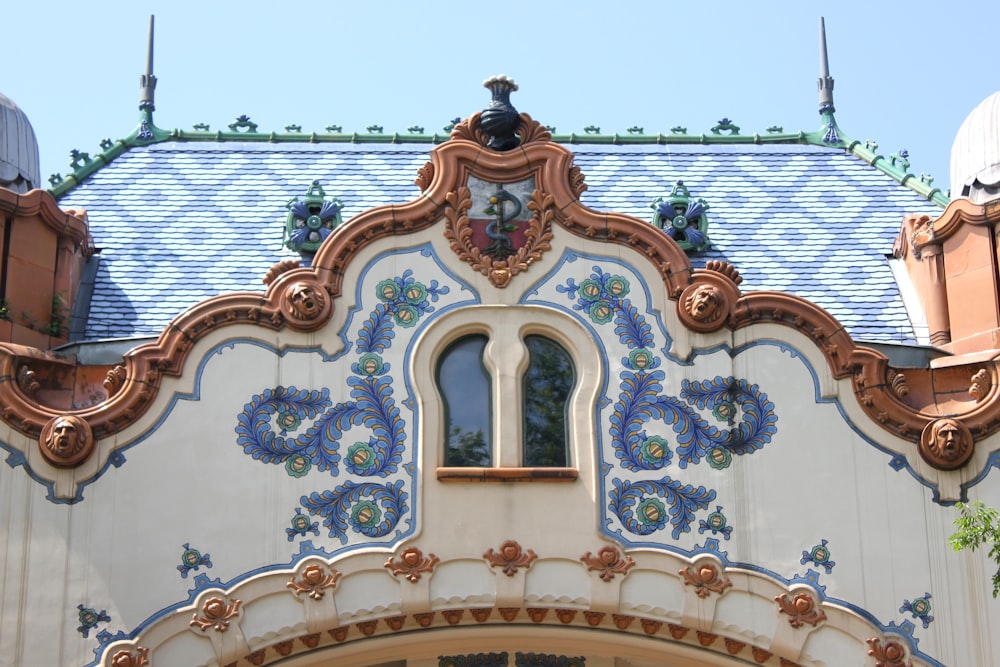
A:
[
  {"xmin": 189, "ymin": 596, "xmax": 241, "ymax": 633},
  {"xmin": 104, "ymin": 365, "xmax": 127, "ymax": 397},
  {"xmin": 39, "ymin": 414, "xmax": 94, "ymax": 468},
  {"xmin": 444, "ymin": 187, "xmax": 555, "ymax": 289},
  {"xmin": 384, "ymin": 547, "xmax": 439, "ymax": 582},
  {"xmin": 580, "ymin": 546, "xmax": 635, "ymax": 581},
  {"xmin": 775, "ymin": 592, "xmax": 826, "ymax": 628},
  {"xmin": 866, "ymin": 637, "xmax": 912, "ymax": 667},
  {"xmin": 287, "ymin": 563, "xmax": 341, "ymax": 600},
  {"xmin": 919, "ymin": 418, "xmax": 974, "ymax": 470},
  {"xmin": 679, "ymin": 561, "xmax": 732, "ymax": 598},
  {"xmin": 109, "ymin": 646, "xmax": 149, "ymax": 667},
  {"xmin": 484, "ymin": 540, "xmax": 537, "ymax": 576},
  {"xmin": 17, "ymin": 365, "xmax": 39, "ymax": 396},
  {"xmin": 969, "ymin": 368, "xmax": 991, "ymax": 402}
]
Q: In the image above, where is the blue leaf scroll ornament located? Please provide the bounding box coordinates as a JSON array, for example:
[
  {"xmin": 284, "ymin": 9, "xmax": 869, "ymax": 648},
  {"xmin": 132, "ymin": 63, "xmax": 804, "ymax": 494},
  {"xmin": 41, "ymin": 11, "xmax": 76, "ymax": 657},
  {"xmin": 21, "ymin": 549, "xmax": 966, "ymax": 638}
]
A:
[
  {"xmin": 302, "ymin": 480, "xmax": 408, "ymax": 544},
  {"xmin": 609, "ymin": 477, "xmax": 716, "ymax": 539}
]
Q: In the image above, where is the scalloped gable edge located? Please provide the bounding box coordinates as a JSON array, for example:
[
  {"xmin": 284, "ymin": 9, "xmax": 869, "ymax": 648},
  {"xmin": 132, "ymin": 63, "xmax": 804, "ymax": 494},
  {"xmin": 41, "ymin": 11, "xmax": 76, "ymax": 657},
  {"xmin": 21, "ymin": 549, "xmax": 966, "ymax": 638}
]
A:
[{"xmin": 4, "ymin": 115, "xmax": 987, "ymax": 500}]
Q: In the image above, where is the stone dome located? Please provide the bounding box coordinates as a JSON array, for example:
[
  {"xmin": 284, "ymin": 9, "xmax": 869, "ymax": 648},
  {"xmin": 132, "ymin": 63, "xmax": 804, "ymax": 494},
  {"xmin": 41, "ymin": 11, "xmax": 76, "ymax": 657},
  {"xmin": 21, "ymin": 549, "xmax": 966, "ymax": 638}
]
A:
[
  {"xmin": 951, "ymin": 91, "xmax": 1000, "ymax": 203},
  {"xmin": 0, "ymin": 92, "xmax": 41, "ymax": 194}
]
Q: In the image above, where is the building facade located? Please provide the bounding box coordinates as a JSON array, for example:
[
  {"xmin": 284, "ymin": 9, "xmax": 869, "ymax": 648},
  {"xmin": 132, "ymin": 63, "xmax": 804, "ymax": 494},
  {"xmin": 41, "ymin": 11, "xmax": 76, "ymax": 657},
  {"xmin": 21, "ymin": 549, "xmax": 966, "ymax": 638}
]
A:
[{"xmin": 1, "ymin": 67, "xmax": 1000, "ymax": 666}]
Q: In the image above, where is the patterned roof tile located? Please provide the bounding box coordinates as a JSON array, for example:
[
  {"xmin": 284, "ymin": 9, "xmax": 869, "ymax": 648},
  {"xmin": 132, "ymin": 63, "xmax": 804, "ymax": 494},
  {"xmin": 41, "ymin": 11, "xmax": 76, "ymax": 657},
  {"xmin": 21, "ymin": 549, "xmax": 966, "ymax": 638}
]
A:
[{"xmin": 59, "ymin": 141, "xmax": 942, "ymax": 343}]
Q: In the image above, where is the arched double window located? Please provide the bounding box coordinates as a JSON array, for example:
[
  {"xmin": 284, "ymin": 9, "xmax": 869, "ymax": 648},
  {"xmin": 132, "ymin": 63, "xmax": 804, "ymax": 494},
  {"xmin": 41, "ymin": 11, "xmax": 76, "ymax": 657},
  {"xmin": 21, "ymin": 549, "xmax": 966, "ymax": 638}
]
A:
[
  {"xmin": 437, "ymin": 334, "xmax": 575, "ymax": 468},
  {"xmin": 437, "ymin": 334, "xmax": 492, "ymax": 467},
  {"xmin": 414, "ymin": 306, "xmax": 600, "ymax": 483}
]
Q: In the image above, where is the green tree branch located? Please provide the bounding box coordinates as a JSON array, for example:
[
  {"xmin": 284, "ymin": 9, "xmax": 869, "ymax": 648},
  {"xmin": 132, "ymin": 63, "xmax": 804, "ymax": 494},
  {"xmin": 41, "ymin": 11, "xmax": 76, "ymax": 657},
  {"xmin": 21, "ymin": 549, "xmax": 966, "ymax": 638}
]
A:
[{"xmin": 949, "ymin": 501, "xmax": 1000, "ymax": 598}]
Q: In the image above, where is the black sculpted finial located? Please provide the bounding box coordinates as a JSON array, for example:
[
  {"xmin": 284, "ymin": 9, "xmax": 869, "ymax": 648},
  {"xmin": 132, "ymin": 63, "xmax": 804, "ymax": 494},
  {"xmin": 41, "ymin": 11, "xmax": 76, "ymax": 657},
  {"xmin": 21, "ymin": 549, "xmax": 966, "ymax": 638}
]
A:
[{"xmin": 481, "ymin": 75, "xmax": 520, "ymax": 151}]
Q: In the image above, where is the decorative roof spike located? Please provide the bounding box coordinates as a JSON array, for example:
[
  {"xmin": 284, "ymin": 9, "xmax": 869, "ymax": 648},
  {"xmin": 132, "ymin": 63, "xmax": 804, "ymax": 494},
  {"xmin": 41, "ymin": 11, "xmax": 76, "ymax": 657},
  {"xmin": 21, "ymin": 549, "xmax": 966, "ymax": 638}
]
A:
[
  {"xmin": 817, "ymin": 17, "xmax": 835, "ymax": 114},
  {"xmin": 285, "ymin": 180, "xmax": 343, "ymax": 263},
  {"xmin": 650, "ymin": 181, "xmax": 712, "ymax": 253},
  {"xmin": 481, "ymin": 75, "xmax": 520, "ymax": 151},
  {"xmin": 139, "ymin": 15, "xmax": 157, "ymax": 112}
]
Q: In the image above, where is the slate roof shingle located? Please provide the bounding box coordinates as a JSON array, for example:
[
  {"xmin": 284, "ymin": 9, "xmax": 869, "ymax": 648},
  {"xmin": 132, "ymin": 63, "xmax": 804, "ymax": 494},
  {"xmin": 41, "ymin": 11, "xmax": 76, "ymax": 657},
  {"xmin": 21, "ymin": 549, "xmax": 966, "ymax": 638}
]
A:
[{"xmin": 57, "ymin": 140, "xmax": 944, "ymax": 343}]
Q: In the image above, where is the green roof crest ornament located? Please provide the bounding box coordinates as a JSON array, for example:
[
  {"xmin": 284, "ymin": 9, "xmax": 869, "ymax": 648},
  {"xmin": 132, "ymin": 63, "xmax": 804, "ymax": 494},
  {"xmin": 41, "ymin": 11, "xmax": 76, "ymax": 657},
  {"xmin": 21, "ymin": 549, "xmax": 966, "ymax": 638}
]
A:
[
  {"xmin": 650, "ymin": 181, "xmax": 711, "ymax": 253},
  {"xmin": 889, "ymin": 150, "xmax": 910, "ymax": 171},
  {"xmin": 69, "ymin": 150, "xmax": 92, "ymax": 170},
  {"xmin": 229, "ymin": 115, "xmax": 258, "ymax": 133},
  {"xmin": 711, "ymin": 118, "xmax": 740, "ymax": 136},
  {"xmin": 285, "ymin": 181, "xmax": 343, "ymax": 263}
]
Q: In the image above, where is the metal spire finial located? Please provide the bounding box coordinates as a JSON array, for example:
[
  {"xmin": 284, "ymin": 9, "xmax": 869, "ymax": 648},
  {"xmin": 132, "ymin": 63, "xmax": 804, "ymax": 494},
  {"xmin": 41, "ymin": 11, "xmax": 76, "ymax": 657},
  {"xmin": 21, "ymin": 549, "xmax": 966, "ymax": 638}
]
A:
[
  {"xmin": 817, "ymin": 17, "xmax": 835, "ymax": 114},
  {"xmin": 139, "ymin": 15, "xmax": 157, "ymax": 111}
]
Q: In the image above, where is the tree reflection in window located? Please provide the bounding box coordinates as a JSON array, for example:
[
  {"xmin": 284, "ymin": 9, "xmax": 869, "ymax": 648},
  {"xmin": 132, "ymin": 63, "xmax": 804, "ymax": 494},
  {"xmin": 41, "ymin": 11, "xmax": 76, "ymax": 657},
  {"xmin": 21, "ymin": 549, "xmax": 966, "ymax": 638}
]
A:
[
  {"xmin": 438, "ymin": 334, "xmax": 492, "ymax": 466},
  {"xmin": 523, "ymin": 336, "xmax": 575, "ymax": 466}
]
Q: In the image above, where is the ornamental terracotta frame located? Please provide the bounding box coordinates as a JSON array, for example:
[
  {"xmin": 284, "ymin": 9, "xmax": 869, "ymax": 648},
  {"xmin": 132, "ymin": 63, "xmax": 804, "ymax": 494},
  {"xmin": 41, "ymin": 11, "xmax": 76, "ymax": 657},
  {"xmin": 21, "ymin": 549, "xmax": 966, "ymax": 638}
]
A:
[
  {"xmin": 92, "ymin": 544, "xmax": 932, "ymax": 667},
  {"xmin": 0, "ymin": 187, "xmax": 92, "ymax": 249},
  {"xmin": 0, "ymin": 112, "xmax": 997, "ymax": 485}
]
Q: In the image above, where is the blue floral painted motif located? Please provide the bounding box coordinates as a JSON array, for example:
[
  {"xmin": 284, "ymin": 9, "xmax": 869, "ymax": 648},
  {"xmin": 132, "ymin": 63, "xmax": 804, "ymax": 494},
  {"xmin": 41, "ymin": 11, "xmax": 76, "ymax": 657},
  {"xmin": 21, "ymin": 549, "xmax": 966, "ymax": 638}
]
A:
[
  {"xmin": 607, "ymin": 362, "xmax": 775, "ymax": 472},
  {"xmin": 560, "ymin": 267, "xmax": 778, "ymax": 541},
  {"xmin": 177, "ymin": 543, "xmax": 212, "ymax": 578},
  {"xmin": 900, "ymin": 593, "xmax": 934, "ymax": 628},
  {"xmin": 302, "ymin": 480, "xmax": 408, "ymax": 544},
  {"xmin": 801, "ymin": 539, "xmax": 836, "ymax": 574},
  {"xmin": 235, "ymin": 272, "xmax": 445, "ymax": 544},
  {"xmin": 287, "ymin": 507, "xmax": 320, "ymax": 541},
  {"xmin": 236, "ymin": 387, "xmax": 341, "ymax": 472},
  {"xmin": 609, "ymin": 477, "xmax": 716, "ymax": 539},
  {"xmin": 76, "ymin": 604, "xmax": 111, "ymax": 638},
  {"xmin": 558, "ymin": 267, "xmax": 653, "ymax": 350},
  {"xmin": 699, "ymin": 505, "xmax": 734, "ymax": 540},
  {"xmin": 365, "ymin": 270, "xmax": 449, "ymax": 349}
]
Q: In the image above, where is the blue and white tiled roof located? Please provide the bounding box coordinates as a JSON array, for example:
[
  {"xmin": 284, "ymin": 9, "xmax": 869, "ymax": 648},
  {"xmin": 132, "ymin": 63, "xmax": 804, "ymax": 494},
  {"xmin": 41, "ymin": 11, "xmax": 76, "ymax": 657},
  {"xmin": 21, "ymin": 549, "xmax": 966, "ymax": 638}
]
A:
[{"xmin": 57, "ymin": 140, "xmax": 943, "ymax": 343}]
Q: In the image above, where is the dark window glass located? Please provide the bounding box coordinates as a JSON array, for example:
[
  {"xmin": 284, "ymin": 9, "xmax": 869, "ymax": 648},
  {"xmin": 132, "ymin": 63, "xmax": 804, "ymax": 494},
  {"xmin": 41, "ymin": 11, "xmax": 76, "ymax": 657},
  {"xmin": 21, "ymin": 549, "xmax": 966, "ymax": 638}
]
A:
[
  {"xmin": 522, "ymin": 336, "xmax": 574, "ymax": 466},
  {"xmin": 437, "ymin": 334, "xmax": 492, "ymax": 466}
]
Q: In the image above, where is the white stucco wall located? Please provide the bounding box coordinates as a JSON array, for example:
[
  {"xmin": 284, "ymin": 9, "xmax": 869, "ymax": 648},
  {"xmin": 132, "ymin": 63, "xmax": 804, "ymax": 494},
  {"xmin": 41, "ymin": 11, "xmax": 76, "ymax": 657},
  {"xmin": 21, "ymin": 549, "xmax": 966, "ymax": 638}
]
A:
[{"xmin": 1, "ymin": 225, "xmax": 998, "ymax": 666}]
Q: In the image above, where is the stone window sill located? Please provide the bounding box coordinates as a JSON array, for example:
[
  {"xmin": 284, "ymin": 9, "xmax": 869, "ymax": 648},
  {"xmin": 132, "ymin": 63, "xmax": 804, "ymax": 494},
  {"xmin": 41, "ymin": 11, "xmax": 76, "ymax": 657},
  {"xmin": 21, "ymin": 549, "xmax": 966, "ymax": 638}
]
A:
[{"xmin": 436, "ymin": 467, "xmax": 578, "ymax": 483}]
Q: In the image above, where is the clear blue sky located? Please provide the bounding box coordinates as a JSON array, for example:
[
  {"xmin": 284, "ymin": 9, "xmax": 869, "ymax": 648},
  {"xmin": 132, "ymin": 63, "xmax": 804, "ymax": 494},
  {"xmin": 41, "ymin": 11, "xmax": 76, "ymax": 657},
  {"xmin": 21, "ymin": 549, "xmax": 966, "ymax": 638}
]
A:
[{"xmin": 5, "ymin": 1, "xmax": 999, "ymax": 196}]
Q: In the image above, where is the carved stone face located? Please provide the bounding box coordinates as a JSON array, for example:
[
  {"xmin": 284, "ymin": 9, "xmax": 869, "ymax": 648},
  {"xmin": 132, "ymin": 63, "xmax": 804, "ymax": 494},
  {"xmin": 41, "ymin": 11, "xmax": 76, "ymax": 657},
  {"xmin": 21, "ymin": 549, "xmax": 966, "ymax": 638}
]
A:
[
  {"xmin": 919, "ymin": 417, "xmax": 973, "ymax": 470},
  {"xmin": 287, "ymin": 282, "xmax": 324, "ymax": 319},
  {"xmin": 686, "ymin": 285, "xmax": 722, "ymax": 323},
  {"xmin": 930, "ymin": 419, "xmax": 965, "ymax": 461},
  {"xmin": 41, "ymin": 415, "xmax": 90, "ymax": 466},
  {"xmin": 48, "ymin": 417, "xmax": 80, "ymax": 454}
]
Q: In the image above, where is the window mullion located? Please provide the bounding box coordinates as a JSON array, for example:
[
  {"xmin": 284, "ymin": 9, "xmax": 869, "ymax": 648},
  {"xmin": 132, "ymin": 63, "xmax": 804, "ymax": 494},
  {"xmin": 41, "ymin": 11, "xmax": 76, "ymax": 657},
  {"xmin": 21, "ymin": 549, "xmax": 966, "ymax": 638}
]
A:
[{"xmin": 487, "ymin": 336, "xmax": 526, "ymax": 467}]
